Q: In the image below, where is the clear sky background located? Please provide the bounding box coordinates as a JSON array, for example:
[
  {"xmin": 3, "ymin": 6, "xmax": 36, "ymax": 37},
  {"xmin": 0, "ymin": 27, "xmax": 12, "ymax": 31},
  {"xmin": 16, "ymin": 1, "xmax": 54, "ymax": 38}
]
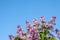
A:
[{"xmin": 0, "ymin": 0, "xmax": 60, "ymax": 40}]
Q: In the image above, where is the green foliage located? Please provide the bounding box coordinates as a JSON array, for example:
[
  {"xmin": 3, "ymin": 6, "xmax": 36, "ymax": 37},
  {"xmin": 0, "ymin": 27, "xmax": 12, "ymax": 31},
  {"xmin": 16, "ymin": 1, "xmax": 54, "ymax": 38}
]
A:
[
  {"xmin": 44, "ymin": 28, "xmax": 49, "ymax": 36},
  {"xmin": 39, "ymin": 32, "xmax": 45, "ymax": 40},
  {"xmin": 38, "ymin": 26, "xmax": 56, "ymax": 40},
  {"xmin": 47, "ymin": 36, "xmax": 56, "ymax": 40},
  {"xmin": 14, "ymin": 36, "xmax": 22, "ymax": 40}
]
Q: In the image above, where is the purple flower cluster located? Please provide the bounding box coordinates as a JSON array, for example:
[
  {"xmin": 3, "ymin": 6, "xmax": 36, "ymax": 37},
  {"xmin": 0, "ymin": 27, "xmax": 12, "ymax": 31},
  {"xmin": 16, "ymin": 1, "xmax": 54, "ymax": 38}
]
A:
[{"xmin": 9, "ymin": 16, "xmax": 60, "ymax": 40}]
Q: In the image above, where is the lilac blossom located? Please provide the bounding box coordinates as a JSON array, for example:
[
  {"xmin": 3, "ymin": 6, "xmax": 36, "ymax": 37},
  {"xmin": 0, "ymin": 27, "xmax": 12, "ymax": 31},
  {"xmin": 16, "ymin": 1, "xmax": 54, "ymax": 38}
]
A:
[{"xmin": 9, "ymin": 16, "xmax": 60, "ymax": 40}]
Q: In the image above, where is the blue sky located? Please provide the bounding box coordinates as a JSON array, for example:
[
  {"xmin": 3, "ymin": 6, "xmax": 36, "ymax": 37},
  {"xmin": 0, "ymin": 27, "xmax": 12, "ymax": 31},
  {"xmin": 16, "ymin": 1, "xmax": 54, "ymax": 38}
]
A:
[{"xmin": 0, "ymin": 0, "xmax": 60, "ymax": 40}]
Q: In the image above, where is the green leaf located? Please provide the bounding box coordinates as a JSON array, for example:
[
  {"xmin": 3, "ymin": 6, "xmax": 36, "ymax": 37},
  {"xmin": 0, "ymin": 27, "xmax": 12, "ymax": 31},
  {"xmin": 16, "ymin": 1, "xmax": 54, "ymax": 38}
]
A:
[
  {"xmin": 14, "ymin": 36, "xmax": 22, "ymax": 40},
  {"xmin": 47, "ymin": 37, "xmax": 52, "ymax": 40},
  {"xmin": 39, "ymin": 32, "xmax": 45, "ymax": 40},
  {"xmin": 47, "ymin": 36, "xmax": 56, "ymax": 40},
  {"xmin": 44, "ymin": 28, "xmax": 49, "ymax": 36},
  {"xmin": 52, "ymin": 36, "xmax": 56, "ymax": 40}
]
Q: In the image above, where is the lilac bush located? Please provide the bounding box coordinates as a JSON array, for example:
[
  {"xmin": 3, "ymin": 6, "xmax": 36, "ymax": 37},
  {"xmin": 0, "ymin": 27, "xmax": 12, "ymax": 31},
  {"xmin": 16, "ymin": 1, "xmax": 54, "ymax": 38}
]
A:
[{"xmin": 9, "ymin": 16, "xmax": 60, "ymax": 40}]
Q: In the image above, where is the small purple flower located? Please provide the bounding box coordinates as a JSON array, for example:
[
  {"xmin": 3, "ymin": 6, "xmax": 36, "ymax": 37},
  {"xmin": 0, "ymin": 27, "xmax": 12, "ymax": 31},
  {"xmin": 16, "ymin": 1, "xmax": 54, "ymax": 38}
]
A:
[
  {"xmin": 9, "ymin": 16, "xmax": 60, "ymax": 40},
  {"xmin": 9, "ymin": 35, "xmax": 14, "ymax": 40},
  {"xmin": 33, "ymin": 18, "xmax": 38, "ymax": 24},
  {"xmin": 40, "ymin": 16, "xmax": 45, "ymax": 23},
  {"xmin": 48, "ymin": 16, "xmax": 56, "ymax": 25}
]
